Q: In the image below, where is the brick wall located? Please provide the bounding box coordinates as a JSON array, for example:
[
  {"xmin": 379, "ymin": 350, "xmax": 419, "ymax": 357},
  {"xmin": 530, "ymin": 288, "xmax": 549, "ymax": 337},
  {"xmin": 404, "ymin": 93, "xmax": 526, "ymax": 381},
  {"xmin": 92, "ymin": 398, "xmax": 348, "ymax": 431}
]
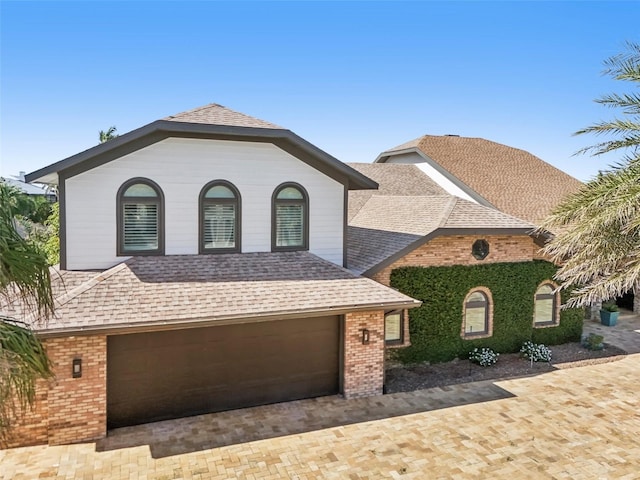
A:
[
  {"xmin": 45, "ymin": 335, "xmax": 107, "ymax": 445},
  {"xmin": 372, "ymin": 235, "xmax": 539, "ymax": 285},
  {"xmin": 4, "ymin": 335, "xmax": 107, "ymax": 448},
  {"xmin": 3, "ymin": 380, "xmax": 49, "ymax": 448},
  {"xmin": 343, "ymin": 311, "xmax": 385, "ymax": 398}
]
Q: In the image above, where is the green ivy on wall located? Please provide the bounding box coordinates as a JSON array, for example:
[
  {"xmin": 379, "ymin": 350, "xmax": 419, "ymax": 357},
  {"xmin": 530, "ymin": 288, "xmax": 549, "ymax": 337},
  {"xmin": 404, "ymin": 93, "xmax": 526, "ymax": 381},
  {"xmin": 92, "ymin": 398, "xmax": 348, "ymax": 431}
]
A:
[{"xmin": 389, "ymin": 260, "xmax": 584, "ymax": 364}]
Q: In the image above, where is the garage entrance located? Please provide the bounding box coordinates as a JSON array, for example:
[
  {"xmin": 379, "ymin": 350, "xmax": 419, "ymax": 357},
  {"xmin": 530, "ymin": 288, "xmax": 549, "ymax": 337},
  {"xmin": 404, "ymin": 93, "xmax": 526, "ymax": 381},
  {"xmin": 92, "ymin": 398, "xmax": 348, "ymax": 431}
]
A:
[{"xmin": 107, "ymin": 316, "xmax": 340, "ymax": 428}]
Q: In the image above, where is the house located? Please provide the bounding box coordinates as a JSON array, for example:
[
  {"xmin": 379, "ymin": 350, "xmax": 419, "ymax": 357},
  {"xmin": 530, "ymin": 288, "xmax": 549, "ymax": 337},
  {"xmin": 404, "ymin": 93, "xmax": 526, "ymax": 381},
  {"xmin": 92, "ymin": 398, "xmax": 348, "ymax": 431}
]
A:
[
  {"xmin": 5, "ymin": 104, "xmax": 421, "ymax": 448},
  {"xmin": 374, "ymin": 134, "xmax": 583, "ymax": 225},
  {"xmin": 2, "ymin": 171, "xmax": 56, "ymax": 201},
  {"xmin": 345, "ymin": 163, "xmax": 584, "ymax": 363},
  {"xmin": 373, "ymin": 135, "xmax": 640, "ymax": 315}
]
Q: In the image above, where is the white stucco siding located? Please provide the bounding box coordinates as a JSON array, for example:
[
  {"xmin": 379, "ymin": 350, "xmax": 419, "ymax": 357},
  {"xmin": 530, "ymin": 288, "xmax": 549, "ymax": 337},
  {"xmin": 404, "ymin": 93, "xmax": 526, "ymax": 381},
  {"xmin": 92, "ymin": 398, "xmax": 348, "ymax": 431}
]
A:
[
  {"xmin": 64, "ymin": 138, "xmax": 345, "ymax": 270},
  {"xmin": 384, "ymin": 152, "xmax": 478, "ymax": 202}
]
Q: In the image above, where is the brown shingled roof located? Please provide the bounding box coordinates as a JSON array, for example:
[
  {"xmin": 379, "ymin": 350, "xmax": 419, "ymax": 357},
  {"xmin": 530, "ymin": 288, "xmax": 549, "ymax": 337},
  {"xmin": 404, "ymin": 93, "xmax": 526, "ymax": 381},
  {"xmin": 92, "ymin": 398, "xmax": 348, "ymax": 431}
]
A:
[
  {"xmin": 347, "ymin": 195, "xmax": 533, "ymax": 274},
  {"xmin": 381, "ymin": 135, "xmax": 583, "ymax": 225},
  {"xmin": 346, "ymin": 163, "xmax": 446, "ymax": 221},
  {"xmin": 6, "ymin": 252, "xmax": 419, "ymax": 336},
  {"xmin": 164, "ymin": 103, "xmax": 282, "ymax": 129}
]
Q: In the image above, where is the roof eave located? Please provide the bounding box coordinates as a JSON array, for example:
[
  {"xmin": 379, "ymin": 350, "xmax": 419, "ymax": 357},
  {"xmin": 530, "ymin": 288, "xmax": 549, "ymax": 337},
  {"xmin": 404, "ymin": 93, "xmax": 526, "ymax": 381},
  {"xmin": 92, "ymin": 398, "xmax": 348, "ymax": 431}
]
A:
[
  {"xmin": 34, "ymin": 299, "xmax": 422, "ymax": 338},
  {"xmin": 26, "ymin": 120, "xmax": 378, "ymax": 190}
]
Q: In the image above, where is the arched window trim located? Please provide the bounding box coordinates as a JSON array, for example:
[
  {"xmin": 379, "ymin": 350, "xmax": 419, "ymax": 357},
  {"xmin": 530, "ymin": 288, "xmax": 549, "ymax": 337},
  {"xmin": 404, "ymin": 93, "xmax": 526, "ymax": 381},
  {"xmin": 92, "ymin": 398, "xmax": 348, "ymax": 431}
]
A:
[
  {"xmin": 534, "ymin": 281, "xmax": 560, "ymax": 327},
  {"xmin": 461, "ymin": 287, "xmax": 494, "ymax": 339},
  {"xmin": 271, "ymin": 182, "xmax": 309, "ymax": 252},
  {"xmin": 117, "ymin": 177, "xmax": 164, "ymax": 256},
  {"xmin": 198, "ymin": 180, "xmax": 241, "ymax": 254}
]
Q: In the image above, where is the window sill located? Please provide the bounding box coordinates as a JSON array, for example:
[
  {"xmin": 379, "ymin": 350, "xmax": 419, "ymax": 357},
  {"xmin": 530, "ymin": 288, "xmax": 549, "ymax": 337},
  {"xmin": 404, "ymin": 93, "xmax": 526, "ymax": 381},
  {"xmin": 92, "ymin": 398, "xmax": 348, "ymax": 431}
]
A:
[
  {"xmin": 461, "ymin": 332, "xmax": 492, "ymax": 340},
  {"xmin": 385, "ymin": 340, "xmax": 410, "ymax": 349},
  {"xmin": 533, "ymin": 321, "xmax": 559, "ymax": 329},
  {"xmin": 117, "ymin": 250, "xmax": 164, "ymax": 257}
]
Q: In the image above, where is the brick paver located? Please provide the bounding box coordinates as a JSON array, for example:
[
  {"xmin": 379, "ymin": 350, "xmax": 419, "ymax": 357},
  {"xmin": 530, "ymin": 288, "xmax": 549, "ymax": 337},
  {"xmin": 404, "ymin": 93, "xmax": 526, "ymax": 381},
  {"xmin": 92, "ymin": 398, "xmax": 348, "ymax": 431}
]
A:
[{"xmin": 2, "ymin": 315, "xmax": 640, "ymax": 479}]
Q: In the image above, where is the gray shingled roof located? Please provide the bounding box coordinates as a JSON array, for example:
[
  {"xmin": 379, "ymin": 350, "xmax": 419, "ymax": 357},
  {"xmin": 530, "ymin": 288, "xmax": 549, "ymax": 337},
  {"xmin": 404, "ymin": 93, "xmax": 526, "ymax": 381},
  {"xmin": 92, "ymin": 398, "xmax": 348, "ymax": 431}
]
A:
[
  {"xmin": 379, "ymin": 135, "xmax": 583, "ymax": 225},
  {"xmin": 347, "ymin": 195, "xmax": 534, "ymax": 274},
  {"xmin": 347, "ymin": 163, "xmax": 446, "ymax": 221},
  {"xmin": 164, "ymin": 103, "xmax": 282, "ymax": 129},
  {"xmin": 5, "ymin": 252, "xmax": 419, "ymax": 336},
  {"xmin": 347, "ymin": 226, "xmax": 422, "ymax": 275}
]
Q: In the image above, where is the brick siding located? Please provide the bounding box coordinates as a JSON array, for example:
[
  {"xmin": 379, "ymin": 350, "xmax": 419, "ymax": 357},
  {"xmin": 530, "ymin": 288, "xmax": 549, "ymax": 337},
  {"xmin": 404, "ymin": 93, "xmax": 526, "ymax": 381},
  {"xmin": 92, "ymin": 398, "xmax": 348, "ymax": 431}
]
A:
[
  {"xmin": 343, "ymin": 311, "xmax": 385, "ymax": 398},
  {"xmin": 372, "ymin": 235, "xmax": 539, "ymax": 285},
  {"xmin": 5, "ymin": 335, "xmax": 107, "ymax": 448}
]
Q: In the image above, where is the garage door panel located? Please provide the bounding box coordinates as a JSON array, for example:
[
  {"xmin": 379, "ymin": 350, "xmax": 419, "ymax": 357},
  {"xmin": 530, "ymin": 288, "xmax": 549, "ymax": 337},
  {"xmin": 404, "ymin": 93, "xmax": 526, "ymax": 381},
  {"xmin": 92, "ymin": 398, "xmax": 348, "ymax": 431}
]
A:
[{"xmin": 107, "ymin": 316, "xmax": 339, "ymax": 428}]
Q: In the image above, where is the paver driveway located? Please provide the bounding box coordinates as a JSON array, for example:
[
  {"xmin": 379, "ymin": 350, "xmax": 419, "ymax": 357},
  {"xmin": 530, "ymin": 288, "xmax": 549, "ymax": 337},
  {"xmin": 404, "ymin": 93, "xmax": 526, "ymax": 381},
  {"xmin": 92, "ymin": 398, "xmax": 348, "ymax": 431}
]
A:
[
  {"xmin": 2, "ymin": 351, "xmax": 639, "ymax": 479},
  {"xmin": 3, "ymin": 313, "xmax": 640, "ymax": 479}
]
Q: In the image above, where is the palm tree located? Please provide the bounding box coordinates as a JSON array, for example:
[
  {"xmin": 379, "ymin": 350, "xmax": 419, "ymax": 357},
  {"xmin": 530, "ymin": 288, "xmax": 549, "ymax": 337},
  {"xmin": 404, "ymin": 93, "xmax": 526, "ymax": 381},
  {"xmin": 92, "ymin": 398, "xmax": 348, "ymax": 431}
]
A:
[
  {"xmin": 99, "ymin": 125, "xmax": 118, "ymax": 143},
  {"xmin": 0, "ymin": 182, "xmax": 54, "ymax": 441},
  {"xmin": 540, "ymin": 41, "xmax": 640, "ymax": 308}
]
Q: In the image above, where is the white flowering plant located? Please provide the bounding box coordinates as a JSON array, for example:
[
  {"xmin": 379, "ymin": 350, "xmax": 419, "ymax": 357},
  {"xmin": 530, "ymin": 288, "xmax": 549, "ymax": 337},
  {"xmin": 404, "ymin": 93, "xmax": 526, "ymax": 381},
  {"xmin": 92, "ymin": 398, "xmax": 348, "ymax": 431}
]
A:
[
  {"xmin": 520, "ymin": 341, "xmax": 552, "ymax": 365},
  {"xmin": 468, "ymin": 347, "xmax": 499, "ymax": 367}
]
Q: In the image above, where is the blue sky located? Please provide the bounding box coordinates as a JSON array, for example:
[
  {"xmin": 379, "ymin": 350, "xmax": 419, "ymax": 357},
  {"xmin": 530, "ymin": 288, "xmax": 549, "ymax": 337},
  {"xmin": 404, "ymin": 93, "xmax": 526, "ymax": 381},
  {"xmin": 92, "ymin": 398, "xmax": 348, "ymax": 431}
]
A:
[{"xmin": 1, "ymin": 1, "xmax": 638, "ymax": 181}]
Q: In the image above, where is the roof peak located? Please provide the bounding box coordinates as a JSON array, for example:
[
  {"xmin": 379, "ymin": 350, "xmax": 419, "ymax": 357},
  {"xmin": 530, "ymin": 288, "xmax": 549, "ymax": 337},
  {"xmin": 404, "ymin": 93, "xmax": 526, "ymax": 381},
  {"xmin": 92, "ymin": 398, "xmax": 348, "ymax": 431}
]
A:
[{"xmin": 163, "ymin": 103, "xmax": 283, "ymax": 129}]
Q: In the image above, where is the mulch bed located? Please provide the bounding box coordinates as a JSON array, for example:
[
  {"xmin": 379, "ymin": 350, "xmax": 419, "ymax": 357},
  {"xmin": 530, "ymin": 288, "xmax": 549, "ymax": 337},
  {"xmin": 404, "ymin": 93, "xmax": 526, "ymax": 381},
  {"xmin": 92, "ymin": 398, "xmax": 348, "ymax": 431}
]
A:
[{"xmin": 384, "ymin": 342, "xmax": 628, "ymax": 394}]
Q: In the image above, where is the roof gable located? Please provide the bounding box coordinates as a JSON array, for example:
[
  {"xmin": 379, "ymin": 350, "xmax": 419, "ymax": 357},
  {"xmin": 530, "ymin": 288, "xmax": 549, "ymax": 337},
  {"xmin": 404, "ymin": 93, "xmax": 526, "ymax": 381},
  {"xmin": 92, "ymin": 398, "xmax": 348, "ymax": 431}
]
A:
[
  {"xmin": 347, "ymin": 194, "xmax": 534, "ymax": 275},
  {"xmin": 26, "ymin": 104, "xmax": 377, "ymax": 190}
]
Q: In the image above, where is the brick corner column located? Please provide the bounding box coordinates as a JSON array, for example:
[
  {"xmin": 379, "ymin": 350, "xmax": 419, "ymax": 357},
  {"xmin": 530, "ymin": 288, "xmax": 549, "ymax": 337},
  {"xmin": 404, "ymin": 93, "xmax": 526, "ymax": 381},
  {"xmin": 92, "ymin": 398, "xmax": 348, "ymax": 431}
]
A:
[
  {"xmin": 343, "ymin": 310, "xmax": 385, "ymax": 399},
  {"xmin": 45, "ymin": 335, "xmax": 107, "ymax": 445}
]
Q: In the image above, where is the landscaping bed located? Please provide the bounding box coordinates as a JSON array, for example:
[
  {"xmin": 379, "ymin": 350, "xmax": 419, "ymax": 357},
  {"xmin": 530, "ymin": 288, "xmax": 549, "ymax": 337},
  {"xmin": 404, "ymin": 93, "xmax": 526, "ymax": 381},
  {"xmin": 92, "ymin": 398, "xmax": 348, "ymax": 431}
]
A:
[{"xmin": 384, "ymin": 342, "xmax": 628, "ymax": 393}]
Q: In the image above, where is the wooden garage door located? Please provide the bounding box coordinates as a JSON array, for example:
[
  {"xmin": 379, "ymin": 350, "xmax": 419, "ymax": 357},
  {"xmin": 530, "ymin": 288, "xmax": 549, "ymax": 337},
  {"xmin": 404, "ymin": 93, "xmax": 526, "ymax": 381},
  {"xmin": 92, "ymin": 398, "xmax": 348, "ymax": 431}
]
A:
[{"xmin": 107, "ymin": 316, "xmax": 340, "ymax": 428}]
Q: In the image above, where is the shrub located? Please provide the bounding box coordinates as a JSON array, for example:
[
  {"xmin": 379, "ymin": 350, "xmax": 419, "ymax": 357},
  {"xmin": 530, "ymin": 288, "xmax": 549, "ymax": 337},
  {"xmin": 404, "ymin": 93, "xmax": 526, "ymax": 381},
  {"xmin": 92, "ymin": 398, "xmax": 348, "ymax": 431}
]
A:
[
  {"xmin": 582, "ymin": 333, "xmax": 604, "ymax": 351},
  {"xmin": 520, "ymin": 341, "xmax": 552, "ymax": 365},
  {"xmin": 469, "ymin": 347, "xmax": 499, "ymax": 366}
]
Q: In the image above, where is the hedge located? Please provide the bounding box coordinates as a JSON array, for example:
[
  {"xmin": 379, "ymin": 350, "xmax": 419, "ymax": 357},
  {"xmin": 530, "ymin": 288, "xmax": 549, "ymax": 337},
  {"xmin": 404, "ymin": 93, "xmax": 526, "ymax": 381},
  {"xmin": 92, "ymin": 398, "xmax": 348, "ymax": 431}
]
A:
[{"xmin": 389, "ymin": 260, "xmax": 584, "ymax": 364}]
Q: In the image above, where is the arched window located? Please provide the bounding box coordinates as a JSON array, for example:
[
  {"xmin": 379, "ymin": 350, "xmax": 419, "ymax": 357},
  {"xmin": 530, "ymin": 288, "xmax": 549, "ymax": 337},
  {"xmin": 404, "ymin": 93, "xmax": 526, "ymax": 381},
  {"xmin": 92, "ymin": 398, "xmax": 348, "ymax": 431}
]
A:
[
  {"xmin": 272, "ymin": 183, "xmax": 309, "ymax": 251},
  {"xmin": 534, "ymin": 282, "xmax": 558, "ymax": 326},
  {"xmin": 462, "ymin": 288, "xmax": 492, "ymax": 338},
  {"xmin": 117, "ymin": 178, "xmax": 164, "ymax": 255},
  {"xmin": 199, "ymin": 180, "xmax": 241, "ymax": 253}
]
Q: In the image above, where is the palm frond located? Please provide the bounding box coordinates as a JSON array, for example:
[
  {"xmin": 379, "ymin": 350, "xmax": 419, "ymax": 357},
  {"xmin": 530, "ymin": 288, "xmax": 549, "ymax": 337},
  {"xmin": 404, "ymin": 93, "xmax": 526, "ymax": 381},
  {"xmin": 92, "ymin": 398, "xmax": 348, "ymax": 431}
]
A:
[{"xmin": 0, "ymin": 317, "xmax": 53, "ymax": 445}]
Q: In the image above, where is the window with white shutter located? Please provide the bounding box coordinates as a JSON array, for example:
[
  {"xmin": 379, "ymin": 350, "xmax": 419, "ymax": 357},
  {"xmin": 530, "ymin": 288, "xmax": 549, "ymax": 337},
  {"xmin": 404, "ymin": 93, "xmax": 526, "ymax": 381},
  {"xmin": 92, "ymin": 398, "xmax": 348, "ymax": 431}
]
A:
[
  {"xmin": 272, "ymin": 183, "xmax": 308, "ymax": 251},
  {"xmin": 117, "ymin": 179, "xmax": 164, "ymax": 255},
  {"xmin": 199, "ymin": 181, "xmax": 240, "ymax": 253}
]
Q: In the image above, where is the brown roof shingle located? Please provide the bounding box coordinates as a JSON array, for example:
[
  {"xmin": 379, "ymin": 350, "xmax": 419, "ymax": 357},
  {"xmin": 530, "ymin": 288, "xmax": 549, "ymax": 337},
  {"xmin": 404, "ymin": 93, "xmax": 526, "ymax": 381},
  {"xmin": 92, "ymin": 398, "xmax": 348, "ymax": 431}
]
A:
[
  {"xmin": 381, "ymin": 135, "xmax": 583, "ymax": 225},
  {"xmin": 347, "ymin": 195, "xmax": 533, "ymax": 274},
  {"xmin": 164, "ymin": 103, "xmax": 282, "ymax": 129},
  {"xmin": 8, "ymin": 253, "xmax": 419, "ymax": 336},
  {"xmin": 346, "ymin": 163, "xmax": 446, "ymax": 221}
]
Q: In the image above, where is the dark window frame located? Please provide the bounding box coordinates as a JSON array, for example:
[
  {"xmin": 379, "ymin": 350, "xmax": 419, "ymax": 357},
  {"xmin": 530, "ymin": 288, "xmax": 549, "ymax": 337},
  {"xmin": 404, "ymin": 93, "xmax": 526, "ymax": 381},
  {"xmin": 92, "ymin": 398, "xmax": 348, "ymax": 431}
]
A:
[
  {"xmin": 472, "ymin": 239, "xmax": 490, "ymax": 260},
  {"xmin": 463, "ymin": 290, "xmax": 489, "ymax": 337},
  {"xmin": 384, "ymin": 310, "xmax": 404, "ymax": 345},
  {"xmin": 116, "ymin": 177, "xmax": 165, "ymax": 256},
  {"xmin": 271, "ymin": 182, "xmax": 309, "ymax": 252},
  {"xmin": 534, "ymin": 282, "xmax": 558, "ymax": 326},
  {"xmin": 198, "ymin": 180, "xmax": 241, "ymax": 254}
]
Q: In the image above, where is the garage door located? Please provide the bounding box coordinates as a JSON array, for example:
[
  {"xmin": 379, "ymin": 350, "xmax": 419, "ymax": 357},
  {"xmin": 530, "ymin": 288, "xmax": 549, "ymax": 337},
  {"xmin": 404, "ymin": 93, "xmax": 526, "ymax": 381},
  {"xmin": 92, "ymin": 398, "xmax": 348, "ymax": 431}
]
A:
[{"xmin": 107, "ymin": 316, "xmax": 340, "ymax": 428}]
